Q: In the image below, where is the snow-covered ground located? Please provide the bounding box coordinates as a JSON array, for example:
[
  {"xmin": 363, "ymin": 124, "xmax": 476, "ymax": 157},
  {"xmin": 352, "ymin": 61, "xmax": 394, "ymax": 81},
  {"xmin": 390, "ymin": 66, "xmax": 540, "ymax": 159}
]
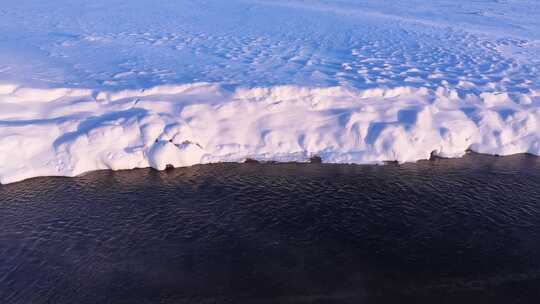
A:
[{"xmin": 1, "ymin": 0, "xmax": 540, "ymax": 183}]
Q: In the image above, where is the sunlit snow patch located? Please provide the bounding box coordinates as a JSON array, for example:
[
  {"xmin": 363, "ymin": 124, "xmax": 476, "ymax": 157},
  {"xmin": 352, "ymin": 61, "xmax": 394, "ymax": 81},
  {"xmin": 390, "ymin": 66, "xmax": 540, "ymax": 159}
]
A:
[{"xmin": 2, "ymin": 84, "xmax": 540, "ymax": 184}]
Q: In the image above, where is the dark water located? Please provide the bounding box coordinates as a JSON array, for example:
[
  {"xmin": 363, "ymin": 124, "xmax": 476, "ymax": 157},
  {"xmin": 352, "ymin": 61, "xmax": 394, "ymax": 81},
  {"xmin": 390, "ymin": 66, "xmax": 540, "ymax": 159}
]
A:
[{"xmin": 2, "ymin": 153, "xmax": 540, "ymax": 304}]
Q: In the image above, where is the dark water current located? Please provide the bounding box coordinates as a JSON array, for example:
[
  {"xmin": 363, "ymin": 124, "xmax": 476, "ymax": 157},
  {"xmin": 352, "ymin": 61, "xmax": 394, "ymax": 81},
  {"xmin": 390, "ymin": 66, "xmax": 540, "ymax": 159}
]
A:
[{"xmin": 2, "ymin": 153, "xmax": 540, "ymax": 303}]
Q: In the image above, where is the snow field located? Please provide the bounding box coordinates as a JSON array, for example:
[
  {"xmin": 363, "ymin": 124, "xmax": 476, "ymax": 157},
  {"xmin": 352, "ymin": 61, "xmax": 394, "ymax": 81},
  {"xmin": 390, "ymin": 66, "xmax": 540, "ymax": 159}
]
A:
[{"xmin": 1, "ymin": 0, "xmax": 540, "ymax": 183}]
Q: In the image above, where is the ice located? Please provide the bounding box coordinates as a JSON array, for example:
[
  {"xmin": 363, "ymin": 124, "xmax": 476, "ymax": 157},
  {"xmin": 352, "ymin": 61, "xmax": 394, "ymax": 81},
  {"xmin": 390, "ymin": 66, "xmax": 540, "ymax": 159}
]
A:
[{"xmin": 1, "ymin": 0, "xmax": 540, "ymax": 183}]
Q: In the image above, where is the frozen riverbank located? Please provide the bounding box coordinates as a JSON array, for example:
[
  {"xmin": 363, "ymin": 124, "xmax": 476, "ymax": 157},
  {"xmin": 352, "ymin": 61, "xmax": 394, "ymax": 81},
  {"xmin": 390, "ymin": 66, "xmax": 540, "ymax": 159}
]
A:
[
  {"xmin": 1, "ymin": 0, "xmax": 540, "ymax": 183},
  {"xmin": 2, "ymin": 84, "xmax": 540, "ymax": 184}
]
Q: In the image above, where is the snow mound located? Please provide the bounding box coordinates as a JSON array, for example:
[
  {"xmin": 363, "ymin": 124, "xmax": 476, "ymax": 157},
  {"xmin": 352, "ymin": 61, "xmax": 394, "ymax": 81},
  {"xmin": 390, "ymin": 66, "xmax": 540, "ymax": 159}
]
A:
[{"xmin": 2, "ymin": 83, "xmax": 540, "ymax": 184}]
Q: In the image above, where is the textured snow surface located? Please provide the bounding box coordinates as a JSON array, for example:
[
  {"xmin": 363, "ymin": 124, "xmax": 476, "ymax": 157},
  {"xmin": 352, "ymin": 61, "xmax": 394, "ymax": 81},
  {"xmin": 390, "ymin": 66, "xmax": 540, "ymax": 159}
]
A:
[{"xmin": 1, "ymin": 0, "xmax": 540, "ymax": 183}]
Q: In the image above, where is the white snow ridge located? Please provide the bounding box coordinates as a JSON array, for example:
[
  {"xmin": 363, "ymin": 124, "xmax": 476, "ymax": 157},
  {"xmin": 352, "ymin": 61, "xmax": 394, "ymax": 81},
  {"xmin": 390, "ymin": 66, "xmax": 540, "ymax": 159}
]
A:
[{"xmin": 1, "ymin": 0, "xmax": 540, "ymax": 183}]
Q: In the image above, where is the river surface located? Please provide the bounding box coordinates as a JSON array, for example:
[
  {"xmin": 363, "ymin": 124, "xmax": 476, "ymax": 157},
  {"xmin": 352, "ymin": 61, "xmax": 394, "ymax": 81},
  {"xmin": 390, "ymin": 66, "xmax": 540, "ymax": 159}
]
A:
[{"xmin": 1, "ymin": 153, "xmax": 540, "ymax": 303}]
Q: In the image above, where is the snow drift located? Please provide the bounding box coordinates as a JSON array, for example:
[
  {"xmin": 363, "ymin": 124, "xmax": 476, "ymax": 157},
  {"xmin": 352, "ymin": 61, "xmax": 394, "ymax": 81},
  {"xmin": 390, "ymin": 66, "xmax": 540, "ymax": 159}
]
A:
[{"xmin": 1, "ymin": 83, "xmax": 540, "ymax": 184}]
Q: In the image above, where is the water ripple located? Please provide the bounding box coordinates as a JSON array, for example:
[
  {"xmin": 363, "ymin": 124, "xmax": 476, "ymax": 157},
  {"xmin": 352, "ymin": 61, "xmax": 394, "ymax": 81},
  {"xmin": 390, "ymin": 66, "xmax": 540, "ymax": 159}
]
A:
[{"xmin": 1, "ymin": 153, "xmax": 540, "ymax": 303}]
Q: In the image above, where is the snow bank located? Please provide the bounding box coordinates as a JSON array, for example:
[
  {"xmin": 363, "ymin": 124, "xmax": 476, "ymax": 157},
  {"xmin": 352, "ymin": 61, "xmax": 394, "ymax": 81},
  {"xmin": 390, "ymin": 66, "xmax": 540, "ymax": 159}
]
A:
[
  {"xmin": 1, "ymin": 83, "xmax": 540, "ymax": 184},
  {"xmin": 1, "ymin": 0, "xmax": 540, "ymax": 183}
]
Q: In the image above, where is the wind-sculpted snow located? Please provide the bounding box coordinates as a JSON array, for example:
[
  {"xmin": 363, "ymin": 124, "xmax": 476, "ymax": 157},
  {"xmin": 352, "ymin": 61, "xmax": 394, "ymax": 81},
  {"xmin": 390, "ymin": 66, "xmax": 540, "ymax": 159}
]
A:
[
  {"xmin": 2, "ymin": 84, "xmax": 540, "ymax": 184},
  {"xmin": 0, "ymin": 0, "xmax": 540, "ymax": 183}
]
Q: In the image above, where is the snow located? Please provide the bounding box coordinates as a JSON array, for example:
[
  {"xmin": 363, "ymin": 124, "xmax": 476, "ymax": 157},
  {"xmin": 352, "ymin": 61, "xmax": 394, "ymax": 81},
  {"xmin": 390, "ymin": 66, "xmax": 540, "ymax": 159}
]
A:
[{"xmin": 1, "ymin": 0, "xmax": 540, "ymax": 184}]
